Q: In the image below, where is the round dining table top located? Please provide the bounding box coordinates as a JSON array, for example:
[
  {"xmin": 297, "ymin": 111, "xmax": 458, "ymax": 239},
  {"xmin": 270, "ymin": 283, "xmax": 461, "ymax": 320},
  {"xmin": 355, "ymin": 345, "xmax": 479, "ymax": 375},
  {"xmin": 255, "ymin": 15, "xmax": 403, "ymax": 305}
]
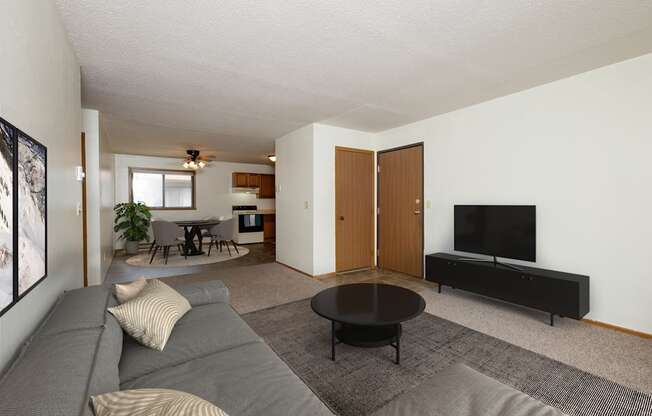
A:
[{"xmin": 173, "ymin": 219, "xmax": 220, "ymax": 227}]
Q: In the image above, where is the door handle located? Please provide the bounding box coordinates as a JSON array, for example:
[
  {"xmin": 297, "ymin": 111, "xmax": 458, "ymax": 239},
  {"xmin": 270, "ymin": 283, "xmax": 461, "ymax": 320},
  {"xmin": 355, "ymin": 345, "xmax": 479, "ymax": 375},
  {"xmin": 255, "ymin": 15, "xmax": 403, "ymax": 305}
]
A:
[
  {"xmin": 339, "ymin": 216, "xmax": 344, "ymax": 220},
  {"xmin": 414, "ymin": 210, "xmax": 421, "ymax": 215}
]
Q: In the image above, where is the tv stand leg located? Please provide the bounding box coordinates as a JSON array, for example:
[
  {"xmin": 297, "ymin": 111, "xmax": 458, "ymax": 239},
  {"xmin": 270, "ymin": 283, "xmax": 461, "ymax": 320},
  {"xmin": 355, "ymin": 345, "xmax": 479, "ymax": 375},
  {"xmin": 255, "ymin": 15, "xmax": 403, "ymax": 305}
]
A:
[{"xmin": 550, "ymin": 313, "xmax": 554, "ymax": 327}]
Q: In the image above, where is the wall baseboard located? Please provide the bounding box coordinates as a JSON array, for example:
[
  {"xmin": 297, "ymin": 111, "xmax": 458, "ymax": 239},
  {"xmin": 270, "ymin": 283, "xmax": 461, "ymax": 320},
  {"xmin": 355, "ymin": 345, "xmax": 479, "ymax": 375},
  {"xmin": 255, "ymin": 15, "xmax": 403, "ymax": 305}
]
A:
[
  {"xmin": 276, "ymin": 261, "xmax": 377, "ymax": 280},
  {"xmin": 582, "ymin": 319, "xmax": 652, "ymax": 340},
  {"xmin": 275, "ymin": 261, "xmax": 314, "ymax": 278}
]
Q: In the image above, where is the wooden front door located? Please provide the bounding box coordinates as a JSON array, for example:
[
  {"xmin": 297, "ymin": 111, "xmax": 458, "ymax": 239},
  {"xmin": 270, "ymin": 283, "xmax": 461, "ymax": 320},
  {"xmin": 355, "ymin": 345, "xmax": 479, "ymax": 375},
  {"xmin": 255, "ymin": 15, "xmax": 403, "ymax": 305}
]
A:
[
  {"xmin": 378, "ymin": 144, "xmax": 424, "ymax": 277},
  {"xmin": 335, "ymin": 147, "xmax": 374, "ymax": 272}
]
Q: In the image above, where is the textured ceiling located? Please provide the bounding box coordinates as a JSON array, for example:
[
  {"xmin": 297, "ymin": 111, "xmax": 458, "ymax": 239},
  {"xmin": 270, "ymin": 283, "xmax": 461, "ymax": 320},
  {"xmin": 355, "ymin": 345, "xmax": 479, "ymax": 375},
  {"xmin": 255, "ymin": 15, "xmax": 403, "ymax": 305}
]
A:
[{"xmin": 56, "ymin": 1, "xmax": 652, "ymax": 163}]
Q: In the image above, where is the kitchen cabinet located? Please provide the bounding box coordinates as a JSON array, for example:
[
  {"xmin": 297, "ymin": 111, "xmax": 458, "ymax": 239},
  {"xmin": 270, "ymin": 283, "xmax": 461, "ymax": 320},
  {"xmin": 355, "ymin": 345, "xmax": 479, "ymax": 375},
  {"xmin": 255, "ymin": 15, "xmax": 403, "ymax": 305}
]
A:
[
  {"xmin": 259, "ymin": 174, "xmax": 275, "ymax": 198},
  {"xmin": 264, "ymin": 214, "xmax": 276, "ymax": 240},
  {"xmin": 233, "ymin": 172, "xmax": 275, "ymax": 199},
  {"xmin": 247, "ymin": 173, "xmax": 260, "ymax": 187},
  {"xmin": 232, "ymin": 172, "xmax": 249, "ymax": 187}
]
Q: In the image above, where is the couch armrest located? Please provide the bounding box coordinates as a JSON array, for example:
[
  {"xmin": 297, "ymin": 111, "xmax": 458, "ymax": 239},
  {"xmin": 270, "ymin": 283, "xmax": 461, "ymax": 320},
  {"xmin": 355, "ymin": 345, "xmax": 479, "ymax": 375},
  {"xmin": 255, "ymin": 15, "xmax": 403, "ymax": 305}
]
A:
[{"xmin": 170, "ymin": 280, "xmax": 230, "ymax": 306}]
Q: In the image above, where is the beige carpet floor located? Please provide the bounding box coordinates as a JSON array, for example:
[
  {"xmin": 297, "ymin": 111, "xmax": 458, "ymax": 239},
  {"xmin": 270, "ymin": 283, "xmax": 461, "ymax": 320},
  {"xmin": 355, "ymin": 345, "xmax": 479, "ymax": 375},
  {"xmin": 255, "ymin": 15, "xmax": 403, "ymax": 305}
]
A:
[{"xmin": 161, "ymin": 262, "xmax": 325, "ymax": 314}]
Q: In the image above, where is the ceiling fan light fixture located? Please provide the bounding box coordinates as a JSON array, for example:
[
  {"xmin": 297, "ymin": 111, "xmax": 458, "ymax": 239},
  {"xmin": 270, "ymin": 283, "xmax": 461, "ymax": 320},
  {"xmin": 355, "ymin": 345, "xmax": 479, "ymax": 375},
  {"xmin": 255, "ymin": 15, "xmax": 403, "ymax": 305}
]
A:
[{"xmin": 183, "ymin": 149, "xmax": 207, "ymax": 169}]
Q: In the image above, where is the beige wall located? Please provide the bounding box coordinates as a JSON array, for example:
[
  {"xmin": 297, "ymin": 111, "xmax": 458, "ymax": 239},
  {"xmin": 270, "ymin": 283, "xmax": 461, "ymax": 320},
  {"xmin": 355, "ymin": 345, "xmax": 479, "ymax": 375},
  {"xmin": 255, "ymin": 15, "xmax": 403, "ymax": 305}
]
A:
[{"xmin": 0, "ymin": 0, "xmax": 82, "ymax": 371}]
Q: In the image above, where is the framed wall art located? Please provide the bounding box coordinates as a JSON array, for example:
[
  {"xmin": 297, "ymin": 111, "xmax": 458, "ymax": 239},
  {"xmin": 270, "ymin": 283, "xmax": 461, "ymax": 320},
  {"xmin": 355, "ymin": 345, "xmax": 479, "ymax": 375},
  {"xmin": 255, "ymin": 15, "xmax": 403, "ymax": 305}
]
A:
[{"xmin": 0, "ymin": 116, "xmax": 47, "ymax": 317}]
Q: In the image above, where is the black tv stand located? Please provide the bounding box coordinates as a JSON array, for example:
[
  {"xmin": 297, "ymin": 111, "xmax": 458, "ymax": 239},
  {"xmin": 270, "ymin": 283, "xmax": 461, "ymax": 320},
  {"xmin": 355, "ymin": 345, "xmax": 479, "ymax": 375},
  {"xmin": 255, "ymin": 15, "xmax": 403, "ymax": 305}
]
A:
[
  {"xmin": 426, "ymin": 253, "xmax": 589, "ymax": 326},
  {"xmin": 456, "ymin": 255, "xmax": 524, "ymax": 272}
]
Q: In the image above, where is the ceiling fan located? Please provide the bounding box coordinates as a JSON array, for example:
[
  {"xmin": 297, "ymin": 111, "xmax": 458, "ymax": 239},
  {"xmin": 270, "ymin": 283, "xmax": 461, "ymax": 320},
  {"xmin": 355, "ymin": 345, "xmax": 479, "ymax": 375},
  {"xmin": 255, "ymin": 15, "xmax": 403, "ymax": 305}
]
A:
[{"xmin": 182, "ymin": 149, "xmax": 211, "ymax": 169}]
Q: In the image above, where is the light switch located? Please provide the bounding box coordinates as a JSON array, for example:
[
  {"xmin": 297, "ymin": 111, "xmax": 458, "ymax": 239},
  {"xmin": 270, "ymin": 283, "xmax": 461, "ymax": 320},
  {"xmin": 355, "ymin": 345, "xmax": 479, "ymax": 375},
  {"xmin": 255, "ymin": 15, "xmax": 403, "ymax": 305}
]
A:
[
  {"xmin": 426, "ymin": 200, "xmax": 432, "ymax": 209},
  {"xmin": 304, "ymin": 201, "xmax": 310, "ymax": 209}
]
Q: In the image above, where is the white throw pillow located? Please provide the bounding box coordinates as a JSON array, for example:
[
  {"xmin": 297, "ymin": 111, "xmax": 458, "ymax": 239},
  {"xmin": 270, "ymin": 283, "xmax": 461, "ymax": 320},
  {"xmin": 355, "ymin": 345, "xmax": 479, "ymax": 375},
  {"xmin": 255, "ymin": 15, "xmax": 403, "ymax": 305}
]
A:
[
  {"xmin": 108, "ymin": 279, "xmax": 191, "ymax": 351},
  {"xmin": 114, "ymin": 278, "xmax": 147, "ymax": 304},
  {"xmin": 91, "ymin": 388, "xmax": 228, "ymax": 416}
]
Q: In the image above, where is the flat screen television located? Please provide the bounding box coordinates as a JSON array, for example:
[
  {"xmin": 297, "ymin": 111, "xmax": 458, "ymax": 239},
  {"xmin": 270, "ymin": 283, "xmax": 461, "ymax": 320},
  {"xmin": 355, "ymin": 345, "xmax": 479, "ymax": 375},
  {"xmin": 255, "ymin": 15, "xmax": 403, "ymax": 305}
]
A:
[{"xmin": 454, "ymin": 205, "xmax": 536, "ymax": 262}]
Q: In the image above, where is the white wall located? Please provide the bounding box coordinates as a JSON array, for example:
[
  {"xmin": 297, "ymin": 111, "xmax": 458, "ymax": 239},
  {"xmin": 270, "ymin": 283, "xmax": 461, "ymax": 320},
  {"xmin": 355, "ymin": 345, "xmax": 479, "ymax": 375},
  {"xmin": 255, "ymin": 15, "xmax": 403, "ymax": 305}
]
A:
[
  {"xmin": 82, "ymin": 109, "xmax": 114, "ymax": 285},
  {"xmin": 376, "ymin": 53, "xmax": 652, "ymax": 333},
  {"xmin": 99, "ymin": 117, "xmax": 115, "ymax": 279},
  {"xmin": 312, "ymin": 124, "xmax": 376, "ymax": 275},
  {"xmin": 274, "ymin": 124, "xmax": 376, "ymax": 276},
  {"xmin": 113, "ymin": 154, "xmax": 274, "ymax": 248},
  {"xmin": 275, "ymin": 125, "xmax": 314, "ymax": 274},
  {"xmin": 0, "ymin": 0, "xmax": 82, "ymax": 371}
]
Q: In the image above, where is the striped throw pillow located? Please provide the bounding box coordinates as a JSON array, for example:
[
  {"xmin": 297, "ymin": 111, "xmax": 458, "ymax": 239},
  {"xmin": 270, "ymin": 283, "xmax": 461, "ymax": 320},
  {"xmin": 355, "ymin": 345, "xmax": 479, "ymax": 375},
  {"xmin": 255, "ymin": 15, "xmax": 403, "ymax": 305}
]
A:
[
  {"xmin": 91, "ymin": 388, "xmax": 228, "ymax": 416},
  {"xmin": 108, "ymin": 279, "xmax": 191, "ymax": 351},
  {"xmin": 114, "ymin": 277, "xmax": 147, "ymax": 303}
]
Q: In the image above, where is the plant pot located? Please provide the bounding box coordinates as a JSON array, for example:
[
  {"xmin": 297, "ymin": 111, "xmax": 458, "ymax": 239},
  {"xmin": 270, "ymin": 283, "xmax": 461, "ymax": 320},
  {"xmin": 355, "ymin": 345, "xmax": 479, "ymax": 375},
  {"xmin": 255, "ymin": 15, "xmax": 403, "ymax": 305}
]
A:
[{"xmin": 125, "ymin": 241, "xmax": 140, "ymax": 255}]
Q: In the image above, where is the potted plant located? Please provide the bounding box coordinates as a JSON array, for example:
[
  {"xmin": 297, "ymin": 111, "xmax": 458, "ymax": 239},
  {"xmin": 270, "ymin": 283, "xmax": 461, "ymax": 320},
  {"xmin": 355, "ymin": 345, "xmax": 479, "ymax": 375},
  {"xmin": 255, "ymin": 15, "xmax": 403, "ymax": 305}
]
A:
[{"xmin": 114, "ymin": 202, "xmax": 152, "ymax": 255}]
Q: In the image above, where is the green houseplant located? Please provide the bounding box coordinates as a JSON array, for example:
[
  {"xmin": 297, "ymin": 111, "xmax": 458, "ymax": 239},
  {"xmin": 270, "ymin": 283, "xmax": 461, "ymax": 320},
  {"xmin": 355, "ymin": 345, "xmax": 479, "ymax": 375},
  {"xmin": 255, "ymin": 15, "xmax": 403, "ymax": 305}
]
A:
[{"xmin": 114, "ymin": 202, "xmax": 152, "ymax": 254}]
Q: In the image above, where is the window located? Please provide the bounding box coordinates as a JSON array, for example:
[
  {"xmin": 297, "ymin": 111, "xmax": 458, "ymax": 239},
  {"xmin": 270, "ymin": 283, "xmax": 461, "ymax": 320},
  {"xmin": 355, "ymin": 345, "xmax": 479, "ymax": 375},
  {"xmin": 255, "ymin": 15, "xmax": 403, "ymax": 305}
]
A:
[{"xmin": 129, "ymin": 168, "xmax": 195, "ymax": 209}]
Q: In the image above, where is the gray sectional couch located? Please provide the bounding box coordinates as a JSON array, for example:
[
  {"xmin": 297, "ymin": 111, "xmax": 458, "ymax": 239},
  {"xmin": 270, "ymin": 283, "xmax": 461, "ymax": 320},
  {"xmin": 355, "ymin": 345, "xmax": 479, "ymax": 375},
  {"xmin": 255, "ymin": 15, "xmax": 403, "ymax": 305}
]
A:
[{"xmin": 0, "ymin": 280, "xmax": 334, "ymax": 416}]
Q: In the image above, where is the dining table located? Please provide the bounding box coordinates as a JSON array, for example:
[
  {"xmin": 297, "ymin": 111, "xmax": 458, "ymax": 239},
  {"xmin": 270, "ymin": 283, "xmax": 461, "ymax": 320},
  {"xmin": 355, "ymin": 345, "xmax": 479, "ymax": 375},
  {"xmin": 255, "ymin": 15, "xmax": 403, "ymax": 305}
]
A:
[{"xmin": 173, "ymin": 219, "xmax": 220, "ymax": 256}]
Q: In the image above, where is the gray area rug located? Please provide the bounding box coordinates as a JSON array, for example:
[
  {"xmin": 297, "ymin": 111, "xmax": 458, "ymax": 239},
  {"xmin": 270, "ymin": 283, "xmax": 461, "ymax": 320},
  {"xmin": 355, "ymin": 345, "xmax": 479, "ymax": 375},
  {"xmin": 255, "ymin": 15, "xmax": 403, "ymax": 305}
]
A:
[{"xmin": 243, "ymin": 299, "xmax": 652, "ymax": 416}]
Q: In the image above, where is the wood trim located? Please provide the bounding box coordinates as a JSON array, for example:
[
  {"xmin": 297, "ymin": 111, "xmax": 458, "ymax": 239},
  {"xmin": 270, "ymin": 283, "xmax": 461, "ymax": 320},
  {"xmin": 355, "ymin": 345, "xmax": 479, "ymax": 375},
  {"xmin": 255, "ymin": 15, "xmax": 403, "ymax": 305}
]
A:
[
  {"xmin": 81, "ymin": 133, "xmax": 88, "ymax": 287},
  {"xmin": 583, "ymin": 319, "xmax": 652, "ymax": 340},
  {"xmin": 376, "ymin": 142, "xmax": 425, "ymax": 278},
  {"xmin": 335, "ymin": 146, "xmax": 375, "ymax": 272},
  {"xmin": 275, "ymin": 261, "xmax": 315, "ymax": 278},
  {"xmin": 128, "ymin": 167, "xmax": 197, "ymax": 210},
  {"xmin": 334, "ymin": 146, "xmax": 374, "ymax": 155}
]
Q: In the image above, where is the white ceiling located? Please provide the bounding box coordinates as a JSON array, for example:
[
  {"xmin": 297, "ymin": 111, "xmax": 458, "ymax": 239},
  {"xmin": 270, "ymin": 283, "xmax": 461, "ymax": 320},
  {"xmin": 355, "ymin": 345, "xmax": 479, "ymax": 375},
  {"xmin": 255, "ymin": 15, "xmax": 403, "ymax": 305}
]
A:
[{"xmin": 56, "ymin": 1, "xmax": 652, "ymax": 163}]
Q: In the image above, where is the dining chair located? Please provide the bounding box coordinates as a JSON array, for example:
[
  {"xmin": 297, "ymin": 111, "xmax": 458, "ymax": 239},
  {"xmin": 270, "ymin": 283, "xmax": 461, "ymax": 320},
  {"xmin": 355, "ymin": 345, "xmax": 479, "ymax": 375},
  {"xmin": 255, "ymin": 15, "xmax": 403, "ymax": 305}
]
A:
[
  {"xmin": 150, "ymin": 220, "xmax": 186, "ymax": 264},
  {"xmin": 206, "ymin": 219, "xmax": 239, "ymax": 257}
]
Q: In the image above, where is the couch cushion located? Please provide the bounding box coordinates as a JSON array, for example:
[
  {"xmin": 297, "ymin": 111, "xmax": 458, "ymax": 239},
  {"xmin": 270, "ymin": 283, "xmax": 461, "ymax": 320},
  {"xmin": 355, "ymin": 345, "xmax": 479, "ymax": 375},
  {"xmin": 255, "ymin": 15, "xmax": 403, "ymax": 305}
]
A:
[
  {"xmin": 119, "ymin": 302, "xmax": 261, "ymax": 384},
  {"xmin": 169, "ymin": 280, "xmax": 230, "ymax": 306},
  {"xmin": 88, "ymin": 315, "xmax": 124, "ymax": 396},
  {"xmin": 121, "ymin": 342, "xmax": 334, "ymax": 416},
  {"xmin": 39, "ymin": 285, "xmax": 113, "ymax": 336},
  {"xmin": 0, "ymin": 328, "xmax": 103, "ymax": 416},
  {"xmin": 370, "ymin": 363, "xmax": 565, "ymax": 416}
]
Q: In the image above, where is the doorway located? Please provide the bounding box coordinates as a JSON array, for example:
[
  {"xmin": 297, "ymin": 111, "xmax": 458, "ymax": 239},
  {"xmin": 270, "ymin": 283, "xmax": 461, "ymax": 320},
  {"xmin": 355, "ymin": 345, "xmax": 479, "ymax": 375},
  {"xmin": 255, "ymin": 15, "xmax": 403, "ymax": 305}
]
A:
[
  {"xmin": 335, "ymin": 147, "xmax": 374, "ymax": 272},
  {"xmin": 377, "ymin": 143, "xmax": 424, "ymax": 277}
]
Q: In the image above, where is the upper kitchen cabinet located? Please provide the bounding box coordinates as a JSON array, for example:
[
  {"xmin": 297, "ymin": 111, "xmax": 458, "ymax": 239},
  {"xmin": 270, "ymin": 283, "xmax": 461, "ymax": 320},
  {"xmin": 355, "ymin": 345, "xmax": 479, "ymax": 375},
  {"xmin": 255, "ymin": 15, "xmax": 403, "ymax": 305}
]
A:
[
  {"xmin": 247, "ymin": 173, "xmax": 261, "ymax": 188},
  {"xmin": 233, "ymin": 172, "xmax": 249, "ymax": 187},
  {"xmin": 259, "ymin": 174, "xmax": 275, "ymax": 198},
  {"xmin": 232, "ymin": 172, "xmax": 275, "ymax": 199}
]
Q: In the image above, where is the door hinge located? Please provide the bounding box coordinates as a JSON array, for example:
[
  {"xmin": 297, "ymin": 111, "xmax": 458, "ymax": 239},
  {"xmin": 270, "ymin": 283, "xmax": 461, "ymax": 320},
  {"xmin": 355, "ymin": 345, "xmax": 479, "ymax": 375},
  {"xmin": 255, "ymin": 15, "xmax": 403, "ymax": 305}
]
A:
[
  {"xmin": 377, "ymin": 165, "xmax": 380, "ymax": 173},
  {"xmin": 377, "ymin": 207, "xmax": 380, "ymax": 215}
]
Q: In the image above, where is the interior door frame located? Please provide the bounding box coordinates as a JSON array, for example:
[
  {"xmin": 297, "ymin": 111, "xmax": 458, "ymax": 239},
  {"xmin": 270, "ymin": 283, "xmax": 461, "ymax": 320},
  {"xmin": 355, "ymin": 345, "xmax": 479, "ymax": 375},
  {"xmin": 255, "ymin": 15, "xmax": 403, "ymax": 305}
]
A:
[
  {"xmin": 335, "ymin": 146, "xmax": 375, "ymax": 273},
  {"xmin": 81, "ymin": 132, "xmax": 88, "ymax": 287},
  {"xmin": 376, "ymin": 142, "xmax": 425, "ymax": 277}
]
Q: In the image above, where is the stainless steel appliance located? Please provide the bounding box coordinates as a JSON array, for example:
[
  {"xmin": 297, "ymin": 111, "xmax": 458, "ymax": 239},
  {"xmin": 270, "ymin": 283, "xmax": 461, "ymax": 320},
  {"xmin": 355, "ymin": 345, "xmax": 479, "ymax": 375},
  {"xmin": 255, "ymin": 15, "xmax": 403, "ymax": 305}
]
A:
[{"xmin": 232, "ymin": 205, "xmax": 264, "ymax": 244}]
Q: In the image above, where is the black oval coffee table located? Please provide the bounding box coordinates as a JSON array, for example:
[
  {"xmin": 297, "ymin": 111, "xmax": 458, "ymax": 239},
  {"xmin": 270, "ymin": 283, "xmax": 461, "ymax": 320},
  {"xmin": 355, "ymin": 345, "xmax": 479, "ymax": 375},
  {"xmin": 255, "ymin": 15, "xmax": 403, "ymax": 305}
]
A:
[{"xmin": 311, "ymin": 283, "xmax": 425, "ymax": 364}]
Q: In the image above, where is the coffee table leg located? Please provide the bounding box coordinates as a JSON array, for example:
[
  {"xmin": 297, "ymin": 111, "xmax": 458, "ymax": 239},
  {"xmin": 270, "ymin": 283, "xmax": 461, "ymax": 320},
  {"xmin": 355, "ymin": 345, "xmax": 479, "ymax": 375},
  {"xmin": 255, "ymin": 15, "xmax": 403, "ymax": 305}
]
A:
[
  {"xmin": 395, "ymin": 324, "xmax": 400, "ymax": 365},
  {"xmin": 331, "ymin": 320, "xmax": 336, "ymax": 361}
]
